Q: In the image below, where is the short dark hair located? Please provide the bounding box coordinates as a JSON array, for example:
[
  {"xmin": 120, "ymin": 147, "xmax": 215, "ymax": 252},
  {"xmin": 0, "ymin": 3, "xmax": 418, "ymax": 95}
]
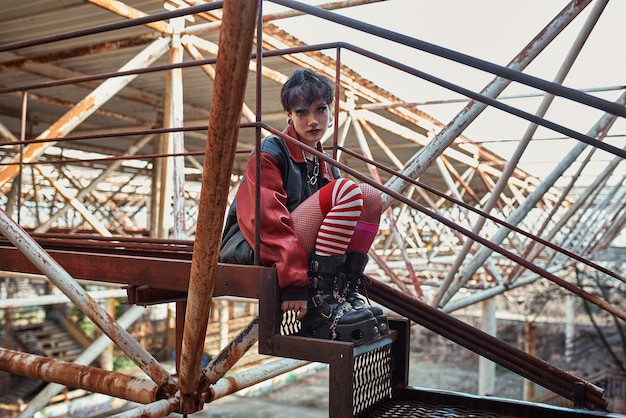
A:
[{"xmin": 280, "ymin": 69, "xmax": 334, "ymax": 111}]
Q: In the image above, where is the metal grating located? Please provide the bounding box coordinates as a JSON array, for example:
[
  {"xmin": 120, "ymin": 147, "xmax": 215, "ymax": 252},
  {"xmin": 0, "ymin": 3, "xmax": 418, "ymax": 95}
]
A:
[
  {"xmin": 367, "ymin": 400, "xmax": 505, "ymax": 418},
  {"xmin": 354, "ymin": 343, "xmax": 393, "ymax": 417}
]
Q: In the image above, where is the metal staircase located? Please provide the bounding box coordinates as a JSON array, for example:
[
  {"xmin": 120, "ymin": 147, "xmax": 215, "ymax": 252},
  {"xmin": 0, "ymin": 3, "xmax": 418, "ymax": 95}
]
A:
[
  {"xmin": 12, "ymin": 321, "xmax": 86, "ymax": 363},
  {"xmin": 256, "ymin": 268, "xmax": 615, "ymax": 418}
]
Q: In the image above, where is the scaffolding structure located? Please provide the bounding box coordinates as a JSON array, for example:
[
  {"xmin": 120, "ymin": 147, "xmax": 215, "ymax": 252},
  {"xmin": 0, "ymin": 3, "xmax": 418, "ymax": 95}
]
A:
[{"xmin": 0, "ymin": 0, "xmax": 624, "ymax": 416}]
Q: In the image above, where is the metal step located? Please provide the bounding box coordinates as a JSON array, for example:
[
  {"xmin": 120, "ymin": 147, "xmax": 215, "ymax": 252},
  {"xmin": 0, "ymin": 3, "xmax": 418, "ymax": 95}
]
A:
[
  {"xmin": 368, "ymin": 399, "xmax": 502, "ymax": 418},
  {"xmin": 364, "ymin": 387, "xmax": 621, "ymax": 418}
]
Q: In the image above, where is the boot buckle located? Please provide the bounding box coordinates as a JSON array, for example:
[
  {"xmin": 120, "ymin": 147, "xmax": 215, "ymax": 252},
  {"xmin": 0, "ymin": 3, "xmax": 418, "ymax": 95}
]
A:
[
  {"xmin": 320, "ymin": 306, "xmax": 333, "ymax": 320},
  {"xmin": 311, "ymin": 294, "xmax": 324, "ymax": 308}
]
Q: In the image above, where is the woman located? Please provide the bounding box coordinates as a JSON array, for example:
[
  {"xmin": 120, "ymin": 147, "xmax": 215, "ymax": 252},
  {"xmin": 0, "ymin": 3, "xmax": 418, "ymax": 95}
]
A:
[{"xmin": 220, "ymin": 69, "xmax": 387, "ymax": 345}]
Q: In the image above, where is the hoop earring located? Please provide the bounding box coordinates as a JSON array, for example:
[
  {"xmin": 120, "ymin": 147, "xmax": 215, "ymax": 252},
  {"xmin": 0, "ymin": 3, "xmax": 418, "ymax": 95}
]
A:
[{"xmin": 287, "ymin": 118, "xmax": 293, "ymax": 125}]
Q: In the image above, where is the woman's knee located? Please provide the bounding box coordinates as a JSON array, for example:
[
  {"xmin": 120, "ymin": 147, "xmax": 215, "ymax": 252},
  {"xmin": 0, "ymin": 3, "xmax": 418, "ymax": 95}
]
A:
[{"xmin": 359, "ymin": 183, "xmax": 383, "ymax": 221}]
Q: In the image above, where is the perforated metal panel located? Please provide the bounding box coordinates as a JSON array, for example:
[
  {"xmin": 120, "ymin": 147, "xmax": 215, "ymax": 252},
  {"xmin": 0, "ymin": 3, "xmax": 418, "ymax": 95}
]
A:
[{"xmin": 354, "ymin": 343, "xmax": 394, "ymax": 417}]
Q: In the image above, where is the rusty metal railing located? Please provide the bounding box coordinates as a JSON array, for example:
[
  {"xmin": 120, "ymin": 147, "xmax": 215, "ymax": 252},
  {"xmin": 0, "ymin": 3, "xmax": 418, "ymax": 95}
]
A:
[{"xmin": 1, "ymin": 0, "xmax": 623, "ymax": 416}]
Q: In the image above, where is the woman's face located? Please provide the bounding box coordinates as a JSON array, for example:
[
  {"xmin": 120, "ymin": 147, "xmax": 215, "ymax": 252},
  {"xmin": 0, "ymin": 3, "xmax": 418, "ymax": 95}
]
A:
[{"xmin": 287, "ymin": 98, "xmax": 331, "ymax": 148}]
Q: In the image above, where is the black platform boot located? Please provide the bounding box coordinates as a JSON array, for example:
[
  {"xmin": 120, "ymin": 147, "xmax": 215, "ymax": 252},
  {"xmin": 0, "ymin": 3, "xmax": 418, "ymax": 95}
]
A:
[
  {"xmin": 299, "ymin": 254, "xmax": 381, "ymax": 345},
  {"xmin": 342, "ymin": 252, "xmax": 389, "ymax": 335}
]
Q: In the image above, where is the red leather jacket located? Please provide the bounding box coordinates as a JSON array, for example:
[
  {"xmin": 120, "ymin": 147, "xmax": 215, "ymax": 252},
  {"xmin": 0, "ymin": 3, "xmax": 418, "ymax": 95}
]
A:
[{"xmin": 221, "ymin": 125, "xmax": 339, "ymax": 301}]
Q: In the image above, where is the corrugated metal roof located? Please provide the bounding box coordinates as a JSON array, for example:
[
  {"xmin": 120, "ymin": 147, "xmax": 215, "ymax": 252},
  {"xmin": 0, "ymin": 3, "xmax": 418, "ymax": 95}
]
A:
[
  {"xmin": 0, "ymin": 0, "xmax": 475, "ymax": 190},
  {"xmin": 1, "ymin": 0, "xmax": 619, "ymax": 214}
]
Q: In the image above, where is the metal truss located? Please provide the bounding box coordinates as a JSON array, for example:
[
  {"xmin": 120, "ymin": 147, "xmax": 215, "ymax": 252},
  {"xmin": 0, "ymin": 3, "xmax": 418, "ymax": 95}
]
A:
[{"xmin": 0, "ymin": 0, "xmax": 624, "ymax": 415}]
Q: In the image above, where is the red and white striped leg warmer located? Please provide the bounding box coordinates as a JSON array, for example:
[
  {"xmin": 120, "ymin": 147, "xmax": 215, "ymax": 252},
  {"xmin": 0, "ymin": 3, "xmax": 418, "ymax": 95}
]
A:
[{"xmin": 314, "ymin": 179, "xmax": 363, "ymax": 256}]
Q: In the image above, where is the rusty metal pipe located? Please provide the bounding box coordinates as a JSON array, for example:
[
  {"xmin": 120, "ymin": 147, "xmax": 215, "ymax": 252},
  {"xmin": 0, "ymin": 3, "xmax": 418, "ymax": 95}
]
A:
[
  {"xmin": 19, "ymin": 305, "xmax": 149, "ymax": 418},
  {"xmin": 198, "ymin": 318, "xmax": 259, "ymax": 393},
  {"xmin": 179, "ymin": 0, "xmax": 259, "ymax": 405},
  {"xmin": 0, "ymin": 348, "xmax": 159, "ymax": 405},
  {"xmin": 0, "ymin": 208, "xmax": 177, "ymax": 394},
  {"xmin": 110, "ymin": 397, "xmax": 180, "ymax": 418},
  {"xmin": 207, "ymin": 358, "xmax": 310, "ymax": 402}
]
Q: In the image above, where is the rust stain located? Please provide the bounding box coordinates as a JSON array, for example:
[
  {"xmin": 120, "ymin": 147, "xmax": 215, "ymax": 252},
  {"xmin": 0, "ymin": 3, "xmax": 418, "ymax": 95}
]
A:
[{"xmin": 0, "ymin": 348, "xmax": 158, "ymax": 404}]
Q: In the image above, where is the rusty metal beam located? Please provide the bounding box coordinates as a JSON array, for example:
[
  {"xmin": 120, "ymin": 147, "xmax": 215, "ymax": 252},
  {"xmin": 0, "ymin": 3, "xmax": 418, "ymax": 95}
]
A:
[
  {"xmin": 439, "ymin": 91, "xmax": 626, "ymax": 307},
  {"xmin": 166, "ymin": 16, "xmax": 187, "ymax": 239},
  {"xmin": 8, "ymin": 62, "xmax": 208, "ymax": 122},
  {"xmin": 33, "ymin": 165, "xmax": 112, "ymax": 236},
  {"xmin": 508, "ymin": 151, "xmax": 624, "ymax": 285},
  {"xmin": 207, "ymin": 358, "xmax": 310, "ymax": 402},
  {"xmin": 18, "ymin": 305, "xmax": 148, "ymax": 418},
  {"xmin": 182, "ymin": 35, "xmax": 273, "ymax": 138},
  {"xmin": 352, "ymin": 116, "xmax": 422, "ymax": 297},
  {"xmin": 0, "ymin": 211, "xmax": 177, "ymax": 395},
  {"xmin": 0, "ymin": 35, "xmax": 158, "ymax": 71},
  {"xmin": 0, "ymin": 37, "xmax": 170, "ymax": 188},
  {"xmin": 86, "ymin": 0, "xmax": 171, "ymax": 34},
  {"xmin": 179, "ymin": 1, "xmax": 259, "ymax": 413},
  {"xmin": 0, "ymin": 348, "xmax": 159, "ymax": 405},
  {"xmin": 0, "ymin": 245, "xmax": 267, "ymax": 299},
  {"xmin": 199, "ymin": 317, "xmax": 259, "ymax": 394},
  {"xmin": 262, "ymin": 0, "xmax": 386, "ymax": 22},
  {"xmin": 380, "ymin": 0, "xmax": 593, "ymax": 206},
  {"xmin": 4, "ymin": 89, "xmax": 146, "ymax": 125},
  {"xmin": 434, "ymin": 0, "xmax": 611, "ymax": 308},
  {"xmin": 111, "ymin": 397, "xmax": 180, "ymax": 418}
]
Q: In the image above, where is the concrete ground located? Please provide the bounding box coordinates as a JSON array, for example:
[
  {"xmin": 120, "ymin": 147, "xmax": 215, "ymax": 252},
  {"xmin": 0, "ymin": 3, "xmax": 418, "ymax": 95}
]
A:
[
  {"xmin": 190, "ymin": 365, "xmax": 329, "ymax": 418},
  {"xmin": 194, "ymin": 394, "xmax": 327, "ymax": 418},
  {"xmin": 186, "ymin": 350, "xmax": 530, "ymax": 418}
]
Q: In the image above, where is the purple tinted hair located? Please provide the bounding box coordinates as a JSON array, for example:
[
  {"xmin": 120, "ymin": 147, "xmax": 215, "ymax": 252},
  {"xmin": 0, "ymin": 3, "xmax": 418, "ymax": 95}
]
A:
[{"xmin": 280, "ymin": 69, "xmax": 334, "ymax": 111}]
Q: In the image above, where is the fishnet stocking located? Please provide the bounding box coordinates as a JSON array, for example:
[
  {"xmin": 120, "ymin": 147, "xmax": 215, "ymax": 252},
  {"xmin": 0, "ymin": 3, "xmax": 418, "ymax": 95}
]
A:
[
  {"xmin": 291, "ymin": 180, "xmax": 382, "ymax": 257},
  {"xmin": 358, "ymin": 183, "xmax": 383, "ymax": 223}
]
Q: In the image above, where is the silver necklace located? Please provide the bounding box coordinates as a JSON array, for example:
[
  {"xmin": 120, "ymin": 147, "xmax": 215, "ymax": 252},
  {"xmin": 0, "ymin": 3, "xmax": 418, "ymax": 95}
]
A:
[{"xmin": 306, "ymin": 157, "xmax": 319, "ymax": 187}]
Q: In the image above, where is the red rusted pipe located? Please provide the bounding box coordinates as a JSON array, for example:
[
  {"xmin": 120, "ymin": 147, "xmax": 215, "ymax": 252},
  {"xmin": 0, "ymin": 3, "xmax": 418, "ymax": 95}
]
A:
[
  {"xmin": 179, "ymin": 0, "xmax": 260, "ymax": 412},
  {"xmin": 0, "ymin": 348, "xmax": 159, "ymax": 405}
]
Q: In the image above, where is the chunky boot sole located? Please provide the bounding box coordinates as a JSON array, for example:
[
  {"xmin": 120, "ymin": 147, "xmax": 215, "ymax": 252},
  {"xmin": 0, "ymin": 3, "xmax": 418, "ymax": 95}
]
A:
[
  {"xmin": 349, "ymin": 297, "xmax": 390, "ymax": 336},
  {"xmin": 365, "ymin": 306, "xmax": 390, "ymax": 336},
  {"xmin": 373, "ymin": 313, "xmax": 389, "ymax": 336},
  {"xmin": 355, "ymin": 308, "xmax": 389, "ymax": 336},
  {"xmin": 299, "ymin": 316, "xmax": 381, "ymax": 346}
]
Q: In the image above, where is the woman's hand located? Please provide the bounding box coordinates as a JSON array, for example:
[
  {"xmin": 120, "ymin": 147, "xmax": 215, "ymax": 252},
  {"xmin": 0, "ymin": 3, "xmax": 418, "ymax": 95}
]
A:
[{"xmin": 281, "ymin": 300, "xmax": 307, "ymax": 320}]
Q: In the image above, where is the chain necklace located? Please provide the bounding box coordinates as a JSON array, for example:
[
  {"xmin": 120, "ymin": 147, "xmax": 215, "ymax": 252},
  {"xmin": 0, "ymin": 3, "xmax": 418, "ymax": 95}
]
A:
[{"xmin": 306, "ymin": 157, "xmax": 319, "ymax": 187}]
